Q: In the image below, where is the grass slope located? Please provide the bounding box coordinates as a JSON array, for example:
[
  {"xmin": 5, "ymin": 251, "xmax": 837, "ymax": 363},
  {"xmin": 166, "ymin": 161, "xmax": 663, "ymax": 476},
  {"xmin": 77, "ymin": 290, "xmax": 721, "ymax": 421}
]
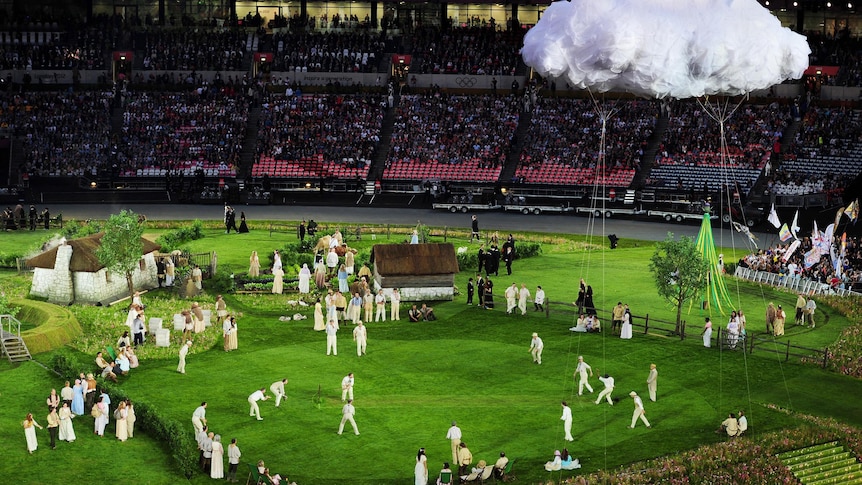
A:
[{"xmin": 0, "ymin": 225, "xmax": 860, "ymax": 485}]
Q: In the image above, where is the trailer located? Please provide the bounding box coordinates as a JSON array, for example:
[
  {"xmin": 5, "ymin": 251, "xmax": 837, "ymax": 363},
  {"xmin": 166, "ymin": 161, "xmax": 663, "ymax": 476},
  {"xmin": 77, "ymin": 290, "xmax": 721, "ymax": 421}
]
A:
[
  {"xmin": 647, "ymin": 210, "xmax": 716, "ymax": 223},
  {"xmin": 432, "ymin": 202, "xmax": 502, "ymax": 213},
  {"xmin": 504, "ymin": 204, "xmax": 575, "ymax": 215},
  {"xmin": 574, "ymin": 189, "xmax": 646, "ymax": 218},
  {"xmin": 575, "ymin": 206, "xmax": 644, "ymax": 218}
]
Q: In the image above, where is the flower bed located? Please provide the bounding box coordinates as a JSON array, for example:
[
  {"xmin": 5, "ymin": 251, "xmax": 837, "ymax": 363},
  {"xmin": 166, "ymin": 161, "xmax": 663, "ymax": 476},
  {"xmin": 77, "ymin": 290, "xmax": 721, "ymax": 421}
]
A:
[{"xmin": 548, "ymin": 405, "xmax": 862, "ymax": 485}]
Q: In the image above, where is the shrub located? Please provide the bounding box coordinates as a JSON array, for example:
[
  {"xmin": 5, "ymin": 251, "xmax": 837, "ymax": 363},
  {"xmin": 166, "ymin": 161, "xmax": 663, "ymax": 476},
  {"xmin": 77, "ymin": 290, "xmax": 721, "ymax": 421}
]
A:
[
  {"xmin": 156, "ymin": 220, "xmax": 204, "ymax": 252},
  {"xmin": 456, "ymin": 249, "xmax": 475, "ymax": 273},
  {"xmin": 0, "ymin": 292, "xmax": 20, "ymax": 317},
  {"xmin": 207, "ymin": 270, "xmax": 236, "ymax": 294},
  {"xmin": 514, "ymin": 242, "xmax": 542, "ymax": 259},
  {"xmin": 0, "ymin": 251, "xmax": 22, "ymax": 269},
  {"xmin": 51, "ymin": 350, "xmax": 199, "ymax": 478},
  {"xmin": 62, "ymin": 219, "xmax": 102, "ymax": 239}
]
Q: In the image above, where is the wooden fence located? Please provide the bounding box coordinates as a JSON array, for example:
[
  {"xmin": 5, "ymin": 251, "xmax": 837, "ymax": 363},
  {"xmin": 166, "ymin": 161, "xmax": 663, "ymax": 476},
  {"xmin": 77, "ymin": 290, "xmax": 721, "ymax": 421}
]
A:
[
  {"xmin": 543, "ymin": 300, "xmax": 684, "ymax": 340},
  {"xmin": 543, "ymin": 301, "xmax": 830, "ymax": 368}
]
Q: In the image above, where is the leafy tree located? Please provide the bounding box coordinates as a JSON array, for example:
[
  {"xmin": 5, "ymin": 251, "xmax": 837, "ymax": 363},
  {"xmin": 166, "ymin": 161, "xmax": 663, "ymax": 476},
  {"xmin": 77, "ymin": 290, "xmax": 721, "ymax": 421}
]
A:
[
  {"xmin": 96, "ymin": 210, "xmax": 144, "ymax": 297},
  {"xmin": 649, "ymin": 233, "xmax": 707, "ymax": 334}
]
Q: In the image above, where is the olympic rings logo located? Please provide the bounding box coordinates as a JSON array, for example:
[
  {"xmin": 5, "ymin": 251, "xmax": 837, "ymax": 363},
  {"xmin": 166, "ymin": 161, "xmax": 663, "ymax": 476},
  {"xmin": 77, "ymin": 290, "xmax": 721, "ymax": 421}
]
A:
[{"xmin": 455, "ymin": 76, "xmax": 477, "ymax": 88}]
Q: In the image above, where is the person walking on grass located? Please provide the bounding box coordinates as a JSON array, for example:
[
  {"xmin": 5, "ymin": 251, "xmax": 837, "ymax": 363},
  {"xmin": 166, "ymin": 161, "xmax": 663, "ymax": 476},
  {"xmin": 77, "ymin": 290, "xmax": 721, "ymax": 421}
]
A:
[
  {"xmin": 574, "ymin": 356, "xmax": 594, "ymax": 395},
  {"xmin": 446, "ymin": 421, "xmax": 462, "ymax": 466},
  {"xmin": 560, "ymin": 401, "xmax": 574, "ymax": 442},
  {"xmin": 629, "ymin": 391, "xmax": 651, "ymax": 429}
]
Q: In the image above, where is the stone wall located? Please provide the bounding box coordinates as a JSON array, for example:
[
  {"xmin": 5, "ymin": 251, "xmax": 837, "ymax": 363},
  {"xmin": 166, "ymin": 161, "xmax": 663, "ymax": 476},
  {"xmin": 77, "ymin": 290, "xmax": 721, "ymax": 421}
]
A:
[
  {"xmin": 73, "ymin": 253, "xmax": 160, "ymax": 304},
  {"xmin": 394, "ymin": 286, "xmax": 454, "ymax": 302},
  {"xmin": 29, "ymin": 248, "xmax": 160, "ymax": 305}
]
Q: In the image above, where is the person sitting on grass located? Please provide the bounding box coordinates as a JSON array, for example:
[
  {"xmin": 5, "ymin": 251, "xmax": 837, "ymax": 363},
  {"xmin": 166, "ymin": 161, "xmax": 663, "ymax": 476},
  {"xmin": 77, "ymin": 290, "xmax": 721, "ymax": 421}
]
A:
[
  {"xmin": 560, "ymin": 448, "xmax": 581, "ymax": 470},
  {"xmin": 420, "ymin": 303, "xmax": 437, "ymax": 321},
  {"xmin": 718, "ymin": 413, "xmax": 739, "ymax": 437},
  {"xmin": 737, "ymin": 410, "xmax": 748, "ymax": 435},
  {"xmin": 544, "ymin": 450, "xmax": 562, "ymax": 471},
  {"xmin": 570, "ymin": 313, "xmax": 588, "ymax": 332},
  {"xmin": 586, "ymin": 315, "xmax": 601, "ymax": 333},
  {"xmin": 408, "ymin": 304, "xmax": 422, "ymax": 322},
  {"xmin": 101, "ymin": 360, "xmax": 118, "ymax": 382}
]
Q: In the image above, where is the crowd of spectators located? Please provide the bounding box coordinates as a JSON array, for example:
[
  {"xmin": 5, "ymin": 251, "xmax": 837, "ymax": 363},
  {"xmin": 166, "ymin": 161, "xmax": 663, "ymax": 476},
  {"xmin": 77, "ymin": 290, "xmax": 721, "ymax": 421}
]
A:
[
  {"xmin": 256, "ymin": 92, "xmax": 384, "ymax": 168},
  {"xmin": 770, "ymin": 106, "xmax": 862, "ymax": 197},
  {"xmin": 410, "ymin": 26, "xmax": 524, "ymax": 76},
  {"xmin": 117, "ymin": 89, "xmax": 247, "ymax": 176},
  {"xmin": 656, "ymin": 101, "xmax": 788, "ymax": 169},
  {"xmin": 739, "ymin": 235, "xmax": 862, "ymax": 292},
  {"xmin": 271, "ymin": 31, "xmax": 385, "ymax": 73},
  {"xmin": 0, "ymin": 16, "xmax": 125, "ymax": 71},
  {"xmin": 516, "ymin": 98, "xmax": 656, "ymax": 184},
  {"xmin": 1, "ymin": 91, "xmax": 113, "ymax": 177},
  {"xmin": 385, "ymin": 93, "xmax": 519, "ymax": 178},
  {"xmin": 806, "ymin": 30, "xmax": 862, "ymax": 87},
  {"xmin": 135, "ymin": 29, "xmax": 249, "ymax": 71}
]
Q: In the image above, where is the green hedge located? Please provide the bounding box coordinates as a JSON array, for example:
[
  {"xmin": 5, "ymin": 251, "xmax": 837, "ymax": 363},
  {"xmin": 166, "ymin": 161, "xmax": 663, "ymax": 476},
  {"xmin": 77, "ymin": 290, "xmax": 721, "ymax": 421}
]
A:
[
  {"xmin": 156, "ymin": 220, "xmax": 204, "ymax": 252},
  {"xmin": 18, "ymin": 299, "xmax": 83, "ymax": 354},
  {"xmin": 51, "ymin": 351, "xmax": 199, "ymax": 479},
  {"xmin": 456, "ymin": 242, "xmax": 543, "ymax": 272}
]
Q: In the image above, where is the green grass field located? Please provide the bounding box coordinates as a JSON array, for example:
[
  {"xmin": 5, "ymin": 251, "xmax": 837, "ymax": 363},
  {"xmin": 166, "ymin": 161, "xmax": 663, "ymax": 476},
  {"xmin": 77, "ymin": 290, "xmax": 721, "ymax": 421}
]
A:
[{"xmin": 1, "ymin": 222, "xmax": 861, "ymax": 485}]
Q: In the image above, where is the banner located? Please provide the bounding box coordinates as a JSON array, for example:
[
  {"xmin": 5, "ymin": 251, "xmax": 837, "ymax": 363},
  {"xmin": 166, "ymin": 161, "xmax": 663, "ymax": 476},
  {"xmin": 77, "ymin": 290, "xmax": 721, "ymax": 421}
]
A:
[
  {"xmin": 804, "ymin": 249, "xmax": 820, "ymax": 269},
  {"xmin": 782, "ymin": 240, "xmax": 801, "ymax": 262}
]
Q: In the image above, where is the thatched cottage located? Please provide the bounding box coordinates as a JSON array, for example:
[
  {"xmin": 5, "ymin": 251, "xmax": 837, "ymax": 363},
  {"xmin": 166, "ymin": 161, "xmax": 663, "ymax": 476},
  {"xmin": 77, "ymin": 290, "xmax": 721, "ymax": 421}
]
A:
[
  {"xmin": 370, "ymin": 243, "xmax": 458, "ymax": 301},
  {"xmin": 28, "ymin": 233, "xmax": 161, "ymax": 305}
]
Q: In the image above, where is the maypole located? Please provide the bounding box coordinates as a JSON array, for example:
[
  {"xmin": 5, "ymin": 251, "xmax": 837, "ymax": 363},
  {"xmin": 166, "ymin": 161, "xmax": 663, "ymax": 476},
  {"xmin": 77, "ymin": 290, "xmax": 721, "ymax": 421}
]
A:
[{"xmin": 695, "ymin": 204, "xmax": 734, "ymax": 315}]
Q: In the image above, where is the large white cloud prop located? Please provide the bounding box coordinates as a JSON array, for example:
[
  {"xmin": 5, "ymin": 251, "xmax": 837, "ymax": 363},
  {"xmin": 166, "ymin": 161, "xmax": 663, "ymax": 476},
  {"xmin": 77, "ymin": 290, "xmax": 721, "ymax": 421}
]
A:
[{"xmin": 521, "ymin": 0, "xmax": 811, "ymax": 99}]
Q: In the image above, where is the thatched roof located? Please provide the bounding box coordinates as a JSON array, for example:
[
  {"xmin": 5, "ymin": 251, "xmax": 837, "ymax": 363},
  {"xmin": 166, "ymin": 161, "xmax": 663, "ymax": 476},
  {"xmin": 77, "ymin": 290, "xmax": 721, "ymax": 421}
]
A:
[
  {"xmin": 27, "ymin": 233, "xmax": 160, "ymax": 272},
  {"xmin": 371, "ymin": 243, "xmax": 458, "ymax": 276}
]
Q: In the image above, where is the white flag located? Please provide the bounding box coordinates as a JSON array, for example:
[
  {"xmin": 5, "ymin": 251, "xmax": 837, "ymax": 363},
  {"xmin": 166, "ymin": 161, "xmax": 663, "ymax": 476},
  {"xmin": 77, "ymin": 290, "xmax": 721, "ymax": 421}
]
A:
[
  {"xmin": 791, "ymin": 210, "xmax": 801, "ymax": 240},
  {"xmin": 767, "ymin": 203, "xmax": 781, "ymax": 229}
]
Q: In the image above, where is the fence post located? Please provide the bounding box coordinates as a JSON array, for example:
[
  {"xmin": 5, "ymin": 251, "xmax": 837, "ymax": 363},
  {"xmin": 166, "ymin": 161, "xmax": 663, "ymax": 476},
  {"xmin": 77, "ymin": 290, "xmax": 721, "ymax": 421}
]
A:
[
  {"xmin": 545, "ymin": 300, "xmax": 550, "ymax": 319},
  {"xmin": 822, "ymin": 347, "xmax": 829, "ymax": 369},
  {"xmin": 785, "ymin": 340, "xmax": 791, "ymax": 362},
  {"xmin": 443, "ymin": 226, "xmax": 448, "ymax": 242},
  {"xmin": 386, "ymin": 224, "xmax": 390, "ymax": 239},
  {"xmin": 749, "ymin": 337, "xmax": 755, "ymax": 354},
  {"xmin": 643, "ymin": 314, "xmax": 649, "ymax": 334}
]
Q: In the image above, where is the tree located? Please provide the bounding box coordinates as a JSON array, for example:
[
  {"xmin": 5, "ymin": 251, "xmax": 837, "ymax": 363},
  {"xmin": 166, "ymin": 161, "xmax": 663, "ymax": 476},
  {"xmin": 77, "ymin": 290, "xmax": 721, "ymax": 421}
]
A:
[
  {"xmin": 649, "ymin": 233, "xmax": 708, "ymax": 335},
  {"xmin": 96, "ymin": 210, "xmax": 144, "ymax": 297}
]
